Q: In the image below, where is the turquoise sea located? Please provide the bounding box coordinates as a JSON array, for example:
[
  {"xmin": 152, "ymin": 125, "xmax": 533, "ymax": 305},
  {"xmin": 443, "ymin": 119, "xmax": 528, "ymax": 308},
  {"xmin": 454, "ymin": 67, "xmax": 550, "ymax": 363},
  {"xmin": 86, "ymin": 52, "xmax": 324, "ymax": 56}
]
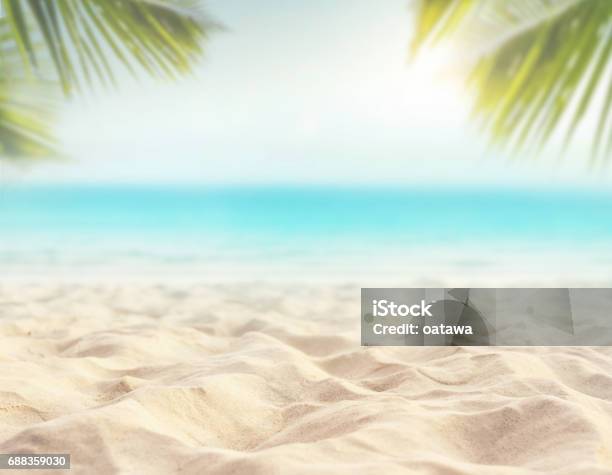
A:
[{"xmin": 1, "ymin": 185, "xmax": 612, "ymax": 281}]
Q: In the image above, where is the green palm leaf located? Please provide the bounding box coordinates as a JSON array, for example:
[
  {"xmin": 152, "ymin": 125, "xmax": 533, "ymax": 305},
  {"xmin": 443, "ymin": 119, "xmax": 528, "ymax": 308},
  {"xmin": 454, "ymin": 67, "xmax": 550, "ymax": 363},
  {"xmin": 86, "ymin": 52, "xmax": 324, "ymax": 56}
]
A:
[
  {"xmin": 0, "ymin": 82, "xmax": 56, "ymax": 159},
  {"xmin": 2, "ymin": 0, "xmax": 212, "ymax": 93},
  {"xmin": 411, "ymin": 0, "xmax": 612, "ymax": 162},
  {"xmin": 0, "ymin": 0, "xmax": 212, "ymax": 160},
  {"xmin": 410, "ymin": 0, "xmax": 479, "ymax": 55},
  {"xmin": 0, "ymin": 14, "xmax": 57, "ymax": 159}
]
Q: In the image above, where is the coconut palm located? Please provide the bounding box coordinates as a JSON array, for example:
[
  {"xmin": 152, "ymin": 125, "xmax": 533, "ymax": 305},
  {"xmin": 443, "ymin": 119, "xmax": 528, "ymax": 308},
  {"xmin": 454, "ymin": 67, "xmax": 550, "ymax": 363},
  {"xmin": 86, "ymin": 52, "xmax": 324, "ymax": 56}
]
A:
[
  {"xmin": 0, "ymin": 0, "xmax": 212, "ymax": 160},
  {"xmin": 411, "ymin": 0, "xmax": 612, "ymax": 163}
]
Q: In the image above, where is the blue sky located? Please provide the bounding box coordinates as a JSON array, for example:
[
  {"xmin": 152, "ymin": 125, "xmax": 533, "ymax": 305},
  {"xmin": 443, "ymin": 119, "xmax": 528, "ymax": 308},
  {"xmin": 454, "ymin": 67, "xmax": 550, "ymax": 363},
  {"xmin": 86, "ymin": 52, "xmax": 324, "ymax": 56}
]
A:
[{"xmin": 9, "ymin": 0, "xmax": 608, "ymax": 188}]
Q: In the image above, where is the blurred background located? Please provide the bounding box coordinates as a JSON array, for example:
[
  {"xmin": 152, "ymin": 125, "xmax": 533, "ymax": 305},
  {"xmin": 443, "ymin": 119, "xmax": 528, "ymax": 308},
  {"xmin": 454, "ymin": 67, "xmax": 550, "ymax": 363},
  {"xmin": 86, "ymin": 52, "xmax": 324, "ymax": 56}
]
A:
[{"xmin": 0, "ymin": 0, "xmax": 610, "ymax": 284}]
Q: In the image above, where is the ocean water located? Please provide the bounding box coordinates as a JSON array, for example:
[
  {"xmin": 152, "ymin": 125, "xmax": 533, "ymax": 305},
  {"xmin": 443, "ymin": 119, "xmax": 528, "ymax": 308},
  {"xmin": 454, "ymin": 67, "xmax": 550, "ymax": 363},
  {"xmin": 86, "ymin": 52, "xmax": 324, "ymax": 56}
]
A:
[{"xmin": 1, "ymin": 185, "xmax": 612, "ymax": 282}]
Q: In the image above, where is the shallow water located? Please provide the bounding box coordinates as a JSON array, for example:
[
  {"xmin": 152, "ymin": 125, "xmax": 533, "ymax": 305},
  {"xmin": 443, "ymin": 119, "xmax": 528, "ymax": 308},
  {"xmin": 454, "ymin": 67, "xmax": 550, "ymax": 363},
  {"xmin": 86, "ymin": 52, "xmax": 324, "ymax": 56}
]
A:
[{"xmin": 1, "ymin": 185, "xmax": 611, "ymax": 282}]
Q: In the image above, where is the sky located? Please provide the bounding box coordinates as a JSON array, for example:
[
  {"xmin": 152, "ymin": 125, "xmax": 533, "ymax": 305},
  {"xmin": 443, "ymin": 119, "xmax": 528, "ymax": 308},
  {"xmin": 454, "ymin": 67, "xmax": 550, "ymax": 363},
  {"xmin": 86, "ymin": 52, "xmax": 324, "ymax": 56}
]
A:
[{"xmin": 6, "ymin": 0, "xmax": 610, "ymax": 188}]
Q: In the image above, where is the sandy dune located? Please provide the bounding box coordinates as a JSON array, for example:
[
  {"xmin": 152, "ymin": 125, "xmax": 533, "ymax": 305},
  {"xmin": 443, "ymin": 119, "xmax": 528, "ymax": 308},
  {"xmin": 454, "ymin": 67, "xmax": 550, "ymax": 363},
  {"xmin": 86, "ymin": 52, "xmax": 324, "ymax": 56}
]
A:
[{"xmin": 2, "ymin": 284, "xmax": 612, "ymax": 474}]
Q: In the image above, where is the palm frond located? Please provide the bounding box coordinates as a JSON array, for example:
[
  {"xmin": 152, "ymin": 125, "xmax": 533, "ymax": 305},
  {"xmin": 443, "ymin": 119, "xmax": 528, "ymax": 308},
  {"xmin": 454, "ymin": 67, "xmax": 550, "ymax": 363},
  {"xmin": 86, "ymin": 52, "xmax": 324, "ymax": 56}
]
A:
[
  {"xmin": 411, "ymin": 0, "xmax": 612, "ymax": 162},
  {"xmin": 0, "ymin": 15, "xmax": 57, "ymax": 160},
  {"xmin": 1, "ymin": 0, "xmax": 213, "ymax": 94},
  {"xmin": 0, "ymin": 81, "xmax": 56, "ymax": 159},
  {"xmin": 410, "ymin": 0, "xmax": 479, "ymax": 56},
  {"xmin": 0, "ymin": 0, "xmax": 213, "ymax": 160}
]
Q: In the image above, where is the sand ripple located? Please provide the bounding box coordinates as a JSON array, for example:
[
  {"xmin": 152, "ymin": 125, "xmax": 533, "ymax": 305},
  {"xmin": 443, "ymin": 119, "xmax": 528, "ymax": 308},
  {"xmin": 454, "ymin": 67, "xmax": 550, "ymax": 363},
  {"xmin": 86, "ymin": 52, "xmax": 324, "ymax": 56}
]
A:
[{"xmin": 1, "ymin": 285, "xmax": 612, "ymax": 474}]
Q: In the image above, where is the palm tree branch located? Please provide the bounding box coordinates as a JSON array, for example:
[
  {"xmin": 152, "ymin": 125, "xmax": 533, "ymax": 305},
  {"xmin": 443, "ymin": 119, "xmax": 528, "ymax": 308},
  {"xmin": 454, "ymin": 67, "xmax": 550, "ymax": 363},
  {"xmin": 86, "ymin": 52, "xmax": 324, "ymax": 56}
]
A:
[
  {"xmin": 4, "ymin": 0, "xmax": 212, "ymax": 93},
  {"xmin": 411, "ymin": 0, "xmax": 612, "ymax": 161},
  {"xmin": 0, "ymin": 0, "xmax": 213, "ymax": 161},
  {"xmin": 0, "ymin": 81, "xmax": 57, "ymax": 158}
]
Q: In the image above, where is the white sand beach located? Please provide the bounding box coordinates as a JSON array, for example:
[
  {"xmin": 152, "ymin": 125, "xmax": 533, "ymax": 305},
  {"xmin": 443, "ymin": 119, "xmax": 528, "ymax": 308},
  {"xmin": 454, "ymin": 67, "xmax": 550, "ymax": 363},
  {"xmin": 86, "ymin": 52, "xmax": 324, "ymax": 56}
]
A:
[
  {"xmin": 0, "ymin": 0, "xmax": 609, "ymax": 472},
  {"xmin": 2, "ymin": 283, "xmax": 612, "ymax": 474}
]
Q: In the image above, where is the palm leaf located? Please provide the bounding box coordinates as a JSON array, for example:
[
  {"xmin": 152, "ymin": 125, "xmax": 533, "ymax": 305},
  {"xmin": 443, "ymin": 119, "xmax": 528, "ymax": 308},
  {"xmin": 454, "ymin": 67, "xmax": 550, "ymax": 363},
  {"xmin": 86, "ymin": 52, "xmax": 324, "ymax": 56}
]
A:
[
  {"xmin": 410, "ymin": 0, "xmax": 479, "ymax": 55},
  {"xmin": 411, "ymin": 0, "xmax": 612, "ymax": 162},
  {"xmin": 0, "ymin": 82, "xmax": 56, "ymax": 159},
  {"xmin": 0, "ymin": 15, "xmax": 57, "ymax": 159},
  {"xmin": 0, "ymin": 0, "xmax": 213, "ymax": 160},
  {"xmin": 1, "ymin": 0, "xmax": 213, "ymax": 94}
]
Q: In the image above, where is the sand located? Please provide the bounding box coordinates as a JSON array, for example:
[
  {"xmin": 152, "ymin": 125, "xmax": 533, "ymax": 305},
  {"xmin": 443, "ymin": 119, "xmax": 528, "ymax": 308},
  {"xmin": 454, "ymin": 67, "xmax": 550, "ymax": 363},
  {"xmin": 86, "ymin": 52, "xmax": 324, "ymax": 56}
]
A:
[{"xmin": 2, "ymin": 283, "xmax": 612, "ymax": 474}]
